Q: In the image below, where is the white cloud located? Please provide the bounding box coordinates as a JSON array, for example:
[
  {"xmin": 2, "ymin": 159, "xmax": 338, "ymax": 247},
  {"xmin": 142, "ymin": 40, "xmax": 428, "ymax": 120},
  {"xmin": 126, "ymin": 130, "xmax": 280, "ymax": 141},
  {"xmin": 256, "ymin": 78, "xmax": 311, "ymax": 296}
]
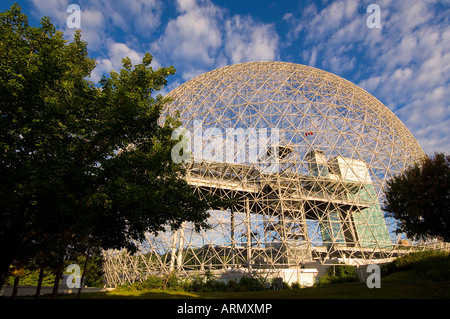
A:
[
  {"xmin": 28, "ymin": 0, "xmax": 281, "ymax": 82},
  {"xmin": 29, "ymin": 0, "xmax": 166, "ymax": 83},
  {"xmin": 29, "ymin": 0, "xmax": 69, "ymax": 26},
  {"xmin": 65, "ymin": 8, "xmax": 107, "ymax": 51},
  {"xmin": 308, "ymin": 47, "xmax": 318, "ymax": 66},
  {"xmin": 150, "ymin": 0, "xmax": 223, "ymax": 75},
  {"xmin": 108, "ymin": 42, "xmax": 143, "ymax": 67},
  {"xmin": 90, "ymin": 41, "xmax": 144, "ymax": 82},
  {"xmin": 224, "ymin": 15, "xmax": 279, "ymax": 65},
  {"xmin": 289, "ymin": 0, "xmax": 449, "ymax": 154},
  {"xmin": 27, "ymin": 0, "xmax": 448, "ymax": 154},
  {"xmin": 151, "ymin": 0, "xmax": 280, "ymax": 80},
  {"xmin": 304, "ymin": 0, "xmax": 360, "ymax": 41},
  {"xmin": 283, "ymin": 11, "xmax": 305, "ymax": 44},
  {"xmin": 414, "ymin": 117, "xmax": 450, "ymax": 154},
  {"xmin": 97, "ymin": 0, "xmax": 163, "ymax": 35},
  {"xmin": 286, "ymin": 0, "xmax": 367, "ymax": 76},
  {"xmin": 372, "ymin": 3, "xmax": 450, "ymax": 153},
  {"xmin": 29, "ymin": 0, "xmax": 164, "ymax": 51}
]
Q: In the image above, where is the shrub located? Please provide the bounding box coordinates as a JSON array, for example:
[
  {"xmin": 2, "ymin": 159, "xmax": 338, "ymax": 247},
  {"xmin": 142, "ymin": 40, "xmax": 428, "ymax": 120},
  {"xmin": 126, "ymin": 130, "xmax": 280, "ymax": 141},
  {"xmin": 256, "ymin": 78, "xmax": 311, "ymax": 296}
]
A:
[
  {"xmin": 224, "ymin": 279, "xmax": 239, "ymax": 292},
  {"xmin": 290, "ymin": 282, "xmax": 301, "ymax": 289},
  {"xmin": 120, "ymin": 273, "xmax": 274, "ymax": 292},
  {"xmin": 316, "ymin": 265, "xmax": 358, "ymax": 286},
  {"xmin": 143, "ymin": 275, "xmax": 164, "ymax": 289},
  {"xmin": 238, "ymin": 276, "xmax": 266, "ymax": 291},
  {"xmin": 122, "ymin": 275, "xmax": 163, "ymax": 291},
  {"xmin": 165, "ymin": 273, "xmax": 183, "ymax": 290},
  {"xmin": 381, "ymin": 250, "xmax": 450, "ymax": 281}
]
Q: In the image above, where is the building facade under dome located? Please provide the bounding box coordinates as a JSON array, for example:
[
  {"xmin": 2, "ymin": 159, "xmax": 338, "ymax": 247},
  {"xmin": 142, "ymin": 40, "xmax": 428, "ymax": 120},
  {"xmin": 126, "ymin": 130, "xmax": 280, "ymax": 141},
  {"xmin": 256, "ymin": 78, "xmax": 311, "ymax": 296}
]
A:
[{"xmin": 102, "ymin": 61, "xmax": 442, "ymax": 287}]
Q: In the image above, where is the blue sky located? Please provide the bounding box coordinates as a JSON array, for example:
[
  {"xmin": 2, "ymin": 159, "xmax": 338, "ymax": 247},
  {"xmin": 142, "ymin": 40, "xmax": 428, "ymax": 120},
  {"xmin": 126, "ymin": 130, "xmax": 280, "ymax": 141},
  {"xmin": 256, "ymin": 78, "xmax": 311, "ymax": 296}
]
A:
[{"xmin": 2, "ymin": 0, "xmax": 449, "ymax": 154}]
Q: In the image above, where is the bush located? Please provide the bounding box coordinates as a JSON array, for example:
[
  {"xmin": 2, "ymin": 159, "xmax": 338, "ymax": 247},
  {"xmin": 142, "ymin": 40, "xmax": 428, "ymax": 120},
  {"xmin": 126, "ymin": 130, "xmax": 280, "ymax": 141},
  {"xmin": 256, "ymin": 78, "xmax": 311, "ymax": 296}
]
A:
[
  {"xmin": 316, "ymin": 265, "xmax": 358, "ymax": 286},
  {"xmin": 185, "ymin": 275, "xmax": 215, "ymax": 292},
  {"xmin": 120, "ymin": 273, "xmax": 186, "ymax": 291},
  {"xmin": 182, "ymin": 271, "xmax": 228, "ymax": 292},
  {"xmin": 381, "ymin": 250, "xmax": 450, "ymax": 281},
  {"xmin": 238, "ymin": 276, "xmax": 266, "ymax": 291},
  {"xmin": 290, "ymin": 282, "xmax": 301, "ymax": 289},
  {"xmin": 122, "ymin": 275, "xmax": 163, "ymax": 291},
  {"xmin": 165, "ymin": 273, "xmax": 183, "ymax": 290},
  {"xmin": 121, "ymin": 272, "xmax": 273, "ymax": 293}
]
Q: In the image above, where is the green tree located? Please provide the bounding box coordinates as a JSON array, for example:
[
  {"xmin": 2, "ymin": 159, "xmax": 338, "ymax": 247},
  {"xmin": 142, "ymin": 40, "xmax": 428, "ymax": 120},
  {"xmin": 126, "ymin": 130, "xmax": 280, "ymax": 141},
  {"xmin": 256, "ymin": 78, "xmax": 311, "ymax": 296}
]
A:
[
  {"xmin": 0, "ymin": 5, "xmax": 215, "ymax": 288},
  {"xmin": 383, "ymin": 152, "xmax": 450, "ymax": 242}
]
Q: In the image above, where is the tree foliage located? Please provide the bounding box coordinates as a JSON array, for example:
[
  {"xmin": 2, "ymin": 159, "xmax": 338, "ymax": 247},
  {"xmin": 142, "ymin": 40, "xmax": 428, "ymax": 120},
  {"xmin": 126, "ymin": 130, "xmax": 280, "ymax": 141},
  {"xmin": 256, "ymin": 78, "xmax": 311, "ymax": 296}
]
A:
[
  {"xmin": 0, "ymin": 5, "xmax": 215, "ymax": 287},
  {"xmin": 383, "ymin": 152, "xmax": 450, "ymax": 242}
]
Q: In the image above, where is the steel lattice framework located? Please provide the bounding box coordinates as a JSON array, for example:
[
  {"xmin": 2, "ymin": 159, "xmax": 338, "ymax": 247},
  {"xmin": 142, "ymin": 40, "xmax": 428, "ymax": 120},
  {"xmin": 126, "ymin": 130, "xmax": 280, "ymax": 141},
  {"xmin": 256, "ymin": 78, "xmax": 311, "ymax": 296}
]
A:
[{"xmin": 102, "ymin": 61, "xmax": 446, "ymax": 287}]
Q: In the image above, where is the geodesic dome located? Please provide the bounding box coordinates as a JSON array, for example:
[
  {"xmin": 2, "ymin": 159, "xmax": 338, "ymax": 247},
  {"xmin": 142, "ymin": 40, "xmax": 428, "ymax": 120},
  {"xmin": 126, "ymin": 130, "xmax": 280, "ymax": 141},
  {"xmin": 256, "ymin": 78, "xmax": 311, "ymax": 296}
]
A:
[{"xmin": 102, "ymin": 61, "xmax": 428, "ymax": 287}]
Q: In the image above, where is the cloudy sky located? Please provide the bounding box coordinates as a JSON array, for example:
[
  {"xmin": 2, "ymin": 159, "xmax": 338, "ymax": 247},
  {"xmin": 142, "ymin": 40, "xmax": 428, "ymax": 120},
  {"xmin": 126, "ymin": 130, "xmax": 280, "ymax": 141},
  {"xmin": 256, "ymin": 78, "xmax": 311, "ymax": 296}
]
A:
[{"xmin": 2, "ymin": 0, "xmax": 449, "ymax": 154}]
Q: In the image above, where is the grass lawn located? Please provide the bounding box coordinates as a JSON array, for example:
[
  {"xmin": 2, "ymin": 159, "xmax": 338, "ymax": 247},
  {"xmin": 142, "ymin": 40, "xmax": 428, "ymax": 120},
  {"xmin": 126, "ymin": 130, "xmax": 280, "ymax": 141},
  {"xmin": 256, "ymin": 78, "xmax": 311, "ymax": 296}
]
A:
[{"xmin": 73, "ymin": 273, "xmax": 450, "ymax": 299}]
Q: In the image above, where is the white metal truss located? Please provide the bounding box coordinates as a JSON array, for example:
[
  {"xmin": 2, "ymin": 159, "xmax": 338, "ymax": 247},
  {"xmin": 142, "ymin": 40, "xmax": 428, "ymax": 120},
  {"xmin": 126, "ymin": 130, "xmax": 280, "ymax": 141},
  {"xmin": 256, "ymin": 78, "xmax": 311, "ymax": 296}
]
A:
[{"xmin": 102, "ymin": 61, "xmax": 448, "ymax": 287}]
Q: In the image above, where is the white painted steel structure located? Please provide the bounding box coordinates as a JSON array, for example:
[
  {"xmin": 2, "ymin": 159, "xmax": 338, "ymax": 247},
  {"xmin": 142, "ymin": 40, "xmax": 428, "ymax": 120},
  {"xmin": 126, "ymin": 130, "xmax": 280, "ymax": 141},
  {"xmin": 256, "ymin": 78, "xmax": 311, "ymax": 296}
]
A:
[{"xmin": 102, "ymin": 62, "xmax": 445, "ymax": 287}]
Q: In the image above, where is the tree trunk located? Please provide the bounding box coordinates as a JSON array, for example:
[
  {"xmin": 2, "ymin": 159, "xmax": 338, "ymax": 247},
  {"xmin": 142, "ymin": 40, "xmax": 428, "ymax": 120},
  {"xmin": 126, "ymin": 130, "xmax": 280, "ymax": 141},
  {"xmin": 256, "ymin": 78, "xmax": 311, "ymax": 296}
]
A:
[
  {"xmin": 51, "ymin": 268, "xmax": 63, "ymax": 299},
  {"xmin": 11, "ymin": 275, "xmax": 20, "ymax": 298},
  {"xmin": 0, "ymin": 245, "xmax": 19, "ymax": 290},
  {"xmin": 77, "ymin": 248, "xmax": 91, "ymax": 299},
  {"xmin": 0, "ymin": 270, "xmax": 8, "ymax": 291},
  {"xmin": 34, "ymin": 266, "xmax": 45, "ymax": 299}
]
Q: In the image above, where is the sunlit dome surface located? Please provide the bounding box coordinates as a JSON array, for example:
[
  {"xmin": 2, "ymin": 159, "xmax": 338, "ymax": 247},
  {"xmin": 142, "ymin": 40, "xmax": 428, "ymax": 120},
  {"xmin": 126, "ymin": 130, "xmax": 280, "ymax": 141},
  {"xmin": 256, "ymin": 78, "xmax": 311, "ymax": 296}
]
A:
[
  {"xmin": 165, "ymin": 61, "xmax": 424, "ymax": 177},
  {"xmin": 103, "ymin": 61, "xmax": 429, "ymax": 287}
]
